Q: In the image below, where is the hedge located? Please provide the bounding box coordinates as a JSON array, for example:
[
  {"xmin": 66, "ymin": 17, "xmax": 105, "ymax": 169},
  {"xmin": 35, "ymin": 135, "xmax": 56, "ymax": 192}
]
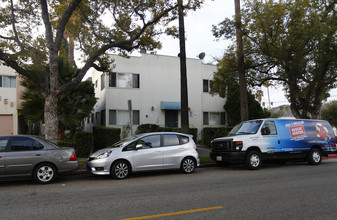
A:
[
  {"xmin": 58, "ymin": 131, "xmax": 93, "ymax": 158},
  {"xmin": 202, "ymin": 126, "xmax": 234, "ymax": 147},
  {"xmin": 93, "ymin": 126, "xmax": 121, "ymax": 151}
]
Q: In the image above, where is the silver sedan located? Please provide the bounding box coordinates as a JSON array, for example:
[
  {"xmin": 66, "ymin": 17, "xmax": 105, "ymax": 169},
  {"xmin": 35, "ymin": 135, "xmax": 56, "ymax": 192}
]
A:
[
  {"xmin": 0, "ymin": 135, "xmax": 79, "ymax": 184},
  {"xmin": 87, "ymin": 132, "xmax": 200, "ymax": 179}
]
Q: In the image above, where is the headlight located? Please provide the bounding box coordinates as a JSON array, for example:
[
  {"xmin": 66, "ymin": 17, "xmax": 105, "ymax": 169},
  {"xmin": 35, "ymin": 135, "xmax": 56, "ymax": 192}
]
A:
[
  {"xmin": 234, "ymin": 141, "xmax": 243, "ymax": 151},
  {"xmin": 97, "ymin": 150, "xmax": 113, "ymax": 159}
]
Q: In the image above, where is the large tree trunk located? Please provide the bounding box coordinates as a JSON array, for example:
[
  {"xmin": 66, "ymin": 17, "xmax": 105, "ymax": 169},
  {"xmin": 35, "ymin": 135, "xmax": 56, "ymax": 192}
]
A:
[
  {"xmin": 44, "ymin": 93, "xmax": 59, "ymax": 143},
  {"xmin": 178, "ymin": 0, "xmax": 189, "ymax": 134},
  {"xmin": 234, "ymin": 0, "xmax": 249, "ymax": 122}
]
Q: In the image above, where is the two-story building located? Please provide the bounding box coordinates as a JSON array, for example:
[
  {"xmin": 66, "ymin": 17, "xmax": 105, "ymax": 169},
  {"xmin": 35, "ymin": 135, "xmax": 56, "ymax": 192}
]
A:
[
  {"xmin": 84, "ymin": 53, "xmax": 226, "ymax": 139},
  {"xmin": 0, "ymin": 65, "xmax": 24, "ymax": 135}
]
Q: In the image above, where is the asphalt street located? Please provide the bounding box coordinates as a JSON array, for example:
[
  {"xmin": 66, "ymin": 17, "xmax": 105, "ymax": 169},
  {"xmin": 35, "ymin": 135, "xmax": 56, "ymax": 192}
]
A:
[{"xmin": 1, "ymin": 158, "xmax": 337, "ymax": 220}]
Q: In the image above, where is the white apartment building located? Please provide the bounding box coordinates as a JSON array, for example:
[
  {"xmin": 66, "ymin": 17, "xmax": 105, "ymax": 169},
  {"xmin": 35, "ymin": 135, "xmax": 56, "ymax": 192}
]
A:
[
  {"xmin": 84, "ymin": 53, "xmax": 226, "ymax": 139},
  {"xmin": 0, "ymin": 66, "xmax": 23, "ymax": 135}
]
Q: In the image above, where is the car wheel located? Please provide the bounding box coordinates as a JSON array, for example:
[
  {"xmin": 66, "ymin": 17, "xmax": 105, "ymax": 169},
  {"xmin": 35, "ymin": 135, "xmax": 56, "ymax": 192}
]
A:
[
  {"xmin": 33, "ymin": 163, "xmax": 56, "ymax": 184},
  {"xmin": 111, "ymin": 161, "xmax": 130, "ymax": 179},
  {"xmin": 308, "ymin": 148, "xmax": 322, "ymax": 165},
  {"xmin": 181, "ymin": 157, "xmax": 196, "ymax": 174},
  {"xmin": 245, "ymin": 150, "xmax": 262, "ymax": 170}
]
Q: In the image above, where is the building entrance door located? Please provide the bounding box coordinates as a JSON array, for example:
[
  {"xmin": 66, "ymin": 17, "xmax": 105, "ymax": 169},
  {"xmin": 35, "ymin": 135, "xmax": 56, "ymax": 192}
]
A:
[{"xmin": 165, "ymin": 110, "xmax": 178, "ymax": 127}]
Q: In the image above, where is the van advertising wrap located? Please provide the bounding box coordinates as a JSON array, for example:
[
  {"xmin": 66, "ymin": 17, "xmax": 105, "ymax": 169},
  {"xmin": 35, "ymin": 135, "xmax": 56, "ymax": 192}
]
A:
[{"xmin": 210, "ymin": 119, "xmax": 337, "ymax": 169}]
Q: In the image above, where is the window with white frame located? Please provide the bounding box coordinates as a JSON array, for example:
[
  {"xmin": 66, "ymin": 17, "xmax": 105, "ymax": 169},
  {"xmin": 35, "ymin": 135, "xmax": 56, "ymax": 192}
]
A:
[
  {"xmin": 109, "ymin": 72, "xmax": 139, "ymax": 88},
  {"xmin": 203, "ymin": 112, "xmax": 225, "ymax": 125},
  {"xmin": 0, "ymin": 75, "xmax": 16, "ymax": 88},
  {"xmin": 109, "ymin": 110, "xmax": 140, "ymax": 125}
]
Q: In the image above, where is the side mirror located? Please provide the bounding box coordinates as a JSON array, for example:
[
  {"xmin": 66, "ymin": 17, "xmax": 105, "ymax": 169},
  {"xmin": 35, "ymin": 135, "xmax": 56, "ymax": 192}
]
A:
[{"xmin": 136, "ymin": 144, "xmax": 143, "ymax": 150}]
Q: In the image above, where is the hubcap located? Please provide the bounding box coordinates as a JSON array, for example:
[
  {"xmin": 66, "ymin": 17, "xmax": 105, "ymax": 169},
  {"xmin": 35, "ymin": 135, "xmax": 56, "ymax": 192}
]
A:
[
  {"xmin": 312, "ymin": 151, "xmax": 321, "ymax": 163},
  {"xmin": 115, "ymin": 163, "xmax": 128, "ymax": 179},
  {"xmin": 37, "ymin": 166, "xmax": 54, "ymax": 182},
  {"xmin": 250, "ymin": 154, "xmax": 260, "ymax": 167},
  {"xmin": 183, "ymin": 159, "xmax": 195, "ymax": 173}
]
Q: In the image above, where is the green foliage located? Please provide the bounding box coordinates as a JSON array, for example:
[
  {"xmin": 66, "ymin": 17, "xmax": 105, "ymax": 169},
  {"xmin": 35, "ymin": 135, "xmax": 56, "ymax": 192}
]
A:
[
  {"xmin": 72, "ymin": 131, "xmax": 93, "ymax": 157},
  {"xmin": 93, "ymin": 126, "xmax": 121, "ymax": 152},
  {"xmin": 136, "ymin": 124, "xmax": 160, "ymax": 134},
  {"xmin": 202, "ymin": 127, "xmax": 234, "ymax": 146},
  {"xmin": 0, "ymin": 0, "xmax": 205, "ymax": 142},
  {"xmin": 58, "ymin": 131, "xmax": 93, "ymax": 157},
  {"xmin": 213, "ymin": 0, "xmax": 337, "ymax": 119},
  {"xmin": 322, "ymin": 101, "xmax": 337, "ymax": 128},
  {"xmin": 18, "ymin": 59, "xmax": 97, "ymax": 134},
  {"xmin": 221, "ymin": 82, "xmax": 270, "ymax": 126}
]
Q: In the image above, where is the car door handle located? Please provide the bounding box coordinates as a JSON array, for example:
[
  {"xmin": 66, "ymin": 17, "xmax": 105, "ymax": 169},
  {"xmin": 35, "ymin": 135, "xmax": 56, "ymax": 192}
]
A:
[{"xmin": 36, "ymin": 154, "xmax": 41, "ymax": 156}]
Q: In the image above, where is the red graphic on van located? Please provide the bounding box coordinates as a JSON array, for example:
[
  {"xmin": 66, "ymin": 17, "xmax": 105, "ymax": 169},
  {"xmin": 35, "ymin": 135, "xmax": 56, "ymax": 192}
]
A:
[
  {"xmin": 313, "ymin": 122, "xmax": 333, "ymax": 150},
  {"xmin": 289, "ymin": 125, "xmax": 306, "ymax": 139}
]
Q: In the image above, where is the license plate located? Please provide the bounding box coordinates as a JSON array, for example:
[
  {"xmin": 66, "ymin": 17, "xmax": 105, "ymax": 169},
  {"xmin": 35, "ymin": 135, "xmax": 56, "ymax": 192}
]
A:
[{"xmin": 216, "ymin": 156, "xmax": 222, "ymax": 161}]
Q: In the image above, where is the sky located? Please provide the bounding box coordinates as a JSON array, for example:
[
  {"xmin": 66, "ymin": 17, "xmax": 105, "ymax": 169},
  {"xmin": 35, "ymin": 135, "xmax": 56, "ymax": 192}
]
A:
[{"xmin": 85, "ymin": 0, "xmax": 337, "ymax": 108}]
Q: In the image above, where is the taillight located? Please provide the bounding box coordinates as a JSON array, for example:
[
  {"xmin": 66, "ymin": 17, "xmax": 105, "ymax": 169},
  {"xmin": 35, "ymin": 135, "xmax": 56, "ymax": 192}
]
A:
[
  {"xmin": 69, "ymin": 153, "xmax": 77, "ymax": 161},
  {"xmin": 193, "ymin": 145, "xmax": 198, "ymax": 152}
]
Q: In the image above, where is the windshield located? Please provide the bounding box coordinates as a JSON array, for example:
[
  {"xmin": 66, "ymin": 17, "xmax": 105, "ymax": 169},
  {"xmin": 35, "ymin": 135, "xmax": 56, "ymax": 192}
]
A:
[
  {"xmin": 228, "ymin": 120, "xmax": 263, "ymax": 135},
  {"xmin": 111, "ymin": 134, "xmax": 143, "ymax": 148}
]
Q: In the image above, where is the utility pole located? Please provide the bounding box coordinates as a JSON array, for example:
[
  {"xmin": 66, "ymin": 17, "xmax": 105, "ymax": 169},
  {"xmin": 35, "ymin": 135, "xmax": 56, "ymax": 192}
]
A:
[
  {"xmin": 234, "ymin": 0, "xmax": 249, "ymax": 121},
  {"xmin": 178, "ymin": 0, "xmax": 190, "ymax": 134}
]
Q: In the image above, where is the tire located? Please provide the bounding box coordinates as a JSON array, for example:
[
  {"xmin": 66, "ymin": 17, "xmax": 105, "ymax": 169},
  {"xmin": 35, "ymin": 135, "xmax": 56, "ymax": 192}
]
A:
[
  {"xmin": 111, "ymin": 161, "xmax": 130, "ymax": 179},
  {"xmin": 181, "ymin": 157, "xmax": 196, "ymax": 174},
  {"xmin": 245, "ymin": 150, "xmax": 262, "ymax": 170},
  {"xmin": 33, "ymin": 163, "xmax": 57, "ymax": 184},
  {"xmin": 308, "ymin": 148, "xmax": 322, "ymax": 165}
]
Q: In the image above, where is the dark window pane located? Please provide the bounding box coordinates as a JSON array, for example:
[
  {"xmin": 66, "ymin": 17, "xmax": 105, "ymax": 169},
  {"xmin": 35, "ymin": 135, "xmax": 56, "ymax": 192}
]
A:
[
  {"xmin": 109, "ymin": 110, "xmax": 117, "ymax": 125},
  {"xmin": 203, "ymin": 112, "xmax": 209, "ymax": 125},
  {"xmin": 109, "ymin": 72, "xmax": 116, "ymax": 87},
  {"xmin": 203, "ymin": 80, "xmax": 209, "ymax": 92},
  {"xmin": 10, "ymin": 137, "xmax": 34, "ymax": 151},
  {"xmin": 179, "ymin": 135, "xmax": 189, "ymax": 144},
  {"xmin": 133, "ymin": 74, "xmax": 140, "ymax": 88},
  {"xmin": 133, "ymin": 110, "xmax": 140, "ymax": 125},
  {"xmin": 138, "ymin": 135, "xmax": 161, "ymax": 148},
  {"xmin": 221, "ymin": 112, "xmax": 225, "ymax": 125}
]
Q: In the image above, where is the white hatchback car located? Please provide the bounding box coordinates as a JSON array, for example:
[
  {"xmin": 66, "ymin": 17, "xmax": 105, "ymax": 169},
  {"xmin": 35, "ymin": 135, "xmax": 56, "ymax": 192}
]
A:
[{"xmin": 87, "ymin": 132, "xmax": 200, "ymax": 179}]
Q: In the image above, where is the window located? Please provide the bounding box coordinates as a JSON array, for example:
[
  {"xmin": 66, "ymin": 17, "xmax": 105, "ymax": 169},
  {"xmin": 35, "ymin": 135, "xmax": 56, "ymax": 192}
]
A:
[
  {"xmin": 109, "ymin": 110, "xmax": 140, "ymax": 125},
  {"xmin": 0, "ymin": 137, "xmax": 9, "ymax": 152},
  {"xmin": 101, "ymin": 110, "xmax": 106, "ymax": 126},
  {"xmin": 0, "ymin": 76, "xmax": 16, "ymax": 88},
  {"xmin": 109, "ymin": 72, "xmax": 140, "ymax": 88},
  {"xmin": 10, "ymin": 137, "xmax": 44, "ymax": 151},
  {"xmin": 203, "ymin": 112, "xmax": 225, "ymax": 125},
  {"xmin": 163, "ymin": 135, "xmax": 180, "ymax": 146},
  {"xmin": 203, "ymin": 79, "xmax": 212, "ymax": 93},
  {"xmin": 261, "ymin": 121, "xmax": 277, "ymax": 135},
  {"xmin": 138, "ymin": 135, "xmax": 161, "ymax": 148},
  {"xmin": 101, "ymin": 74, "xmax": 105, "ymax": 90}
]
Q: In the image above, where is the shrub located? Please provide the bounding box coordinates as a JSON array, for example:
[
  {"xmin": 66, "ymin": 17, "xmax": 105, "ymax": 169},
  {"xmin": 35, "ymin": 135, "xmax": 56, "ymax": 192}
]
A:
[
  {"xmin": 58, "ymin": 132, "xmax": 93, "ymax": 158},
  {"xmin": 136, "ymin": 124, "xmax": 160, "ymax": 134},
  {"xmin": 93, "ymin": 126, "xmax": 121, "ymax": 151},
  {"xmin": 203, "ymin": 127, "xmax": 233, "ymax": 147},
  {"xmin": 72, "ymin": 131, "xmax": 93, "ymax": 157}
]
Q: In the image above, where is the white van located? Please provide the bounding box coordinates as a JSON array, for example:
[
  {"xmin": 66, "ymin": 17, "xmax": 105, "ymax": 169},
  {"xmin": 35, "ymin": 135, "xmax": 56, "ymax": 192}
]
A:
[{"xmin": 210, "ymin": 119, "xmax": 337, "ymax": 169}]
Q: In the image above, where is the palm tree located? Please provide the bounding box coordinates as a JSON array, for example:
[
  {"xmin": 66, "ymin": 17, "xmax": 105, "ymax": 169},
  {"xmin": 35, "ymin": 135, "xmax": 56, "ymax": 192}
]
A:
[{"xmin": 19, "ymin": 59, "xmax": 97, "ymax": 139}]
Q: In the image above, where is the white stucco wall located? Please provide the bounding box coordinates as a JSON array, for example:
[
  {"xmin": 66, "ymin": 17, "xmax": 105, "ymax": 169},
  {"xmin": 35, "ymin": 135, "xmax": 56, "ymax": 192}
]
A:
[{"xmin": 85, "ymin": 53, "xmax": 226, "ymax": 139}]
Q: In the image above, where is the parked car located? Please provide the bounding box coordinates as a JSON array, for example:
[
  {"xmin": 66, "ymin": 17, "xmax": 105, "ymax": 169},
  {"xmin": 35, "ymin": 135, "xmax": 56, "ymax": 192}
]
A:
[
  {"xmin": 0, "ymin": 135, "xmax": 79, "ymax": 184},
  {"xmin": 87, "ymin": 132, "xmax": 200, "ymax": 179},
  {"xmin": 210, "ymin": 119, "xmax": 337, "ymax": 169}
]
